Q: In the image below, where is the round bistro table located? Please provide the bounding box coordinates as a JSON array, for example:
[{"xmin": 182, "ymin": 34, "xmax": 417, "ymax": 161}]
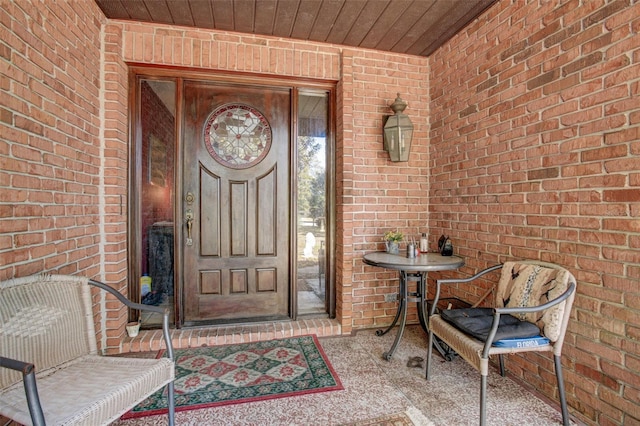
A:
[{"xmin": 363, "ymin": 251, "xmax": 465, "ymax": 360}]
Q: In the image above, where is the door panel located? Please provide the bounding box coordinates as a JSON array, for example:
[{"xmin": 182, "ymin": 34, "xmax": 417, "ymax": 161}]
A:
[
  {"xmin": 183, "ymin": 81, "xmax": 291, "ymax": 324},
  {"xmin": 200, "ymin": 169, "xmax": 220, "ymax": 256},
  {"xmin": 257, "ymin": 168, "xmax": 277, "ymax": 255},
  {"xmin": 229, "ymin": 180, "xmax": 247, "ymax": 256}
]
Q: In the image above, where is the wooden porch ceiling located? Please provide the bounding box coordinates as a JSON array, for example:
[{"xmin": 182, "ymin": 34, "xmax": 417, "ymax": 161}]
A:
[{"xmin": 95, "ymin": 0, "xmax": 496, "ymax": 57}]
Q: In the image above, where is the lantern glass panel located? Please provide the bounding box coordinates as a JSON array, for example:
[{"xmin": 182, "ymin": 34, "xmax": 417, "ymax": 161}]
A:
[{"xmin": 383, "ymin": 114, "xmax": 413, "ymax": 162}]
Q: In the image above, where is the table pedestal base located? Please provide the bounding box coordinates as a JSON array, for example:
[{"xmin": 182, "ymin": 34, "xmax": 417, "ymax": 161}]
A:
[
  {"xmin": 375, "ymin": 271, "xmax": 423, "ymax": 360},
  {"xmin": 376, "ymin": 272, "xmax": 463, "ymax": 361},
  {"xmin": 376, "ymin": 294, "xmax": 407, "ymax": 360}
]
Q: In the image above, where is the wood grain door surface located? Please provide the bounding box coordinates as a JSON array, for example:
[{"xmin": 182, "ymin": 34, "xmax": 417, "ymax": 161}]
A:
[{"xmin": 182, "ymin": 81, "xmax": 291, "ymax": 324}]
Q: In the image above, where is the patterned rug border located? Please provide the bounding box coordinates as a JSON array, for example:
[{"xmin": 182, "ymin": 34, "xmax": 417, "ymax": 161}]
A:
[{"xmin": 122, "ymin": 334, "xmax": 343, "ymax": 419}]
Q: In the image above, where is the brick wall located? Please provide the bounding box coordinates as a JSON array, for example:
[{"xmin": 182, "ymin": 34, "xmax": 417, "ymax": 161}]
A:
[
  {"xmin": 0, "ymin": 0, "xmax": 128, "ymax": 349},
  {"xmin": 345, "ymin": 52, "xmax": 429, "ymax": 330},
  {"xmin": 0, "ymin": 0, "xmax": 104, "ymax": 281},
  {"xmin": 430, "ymin": 1, "xmax": 640, "ymax": 424}
]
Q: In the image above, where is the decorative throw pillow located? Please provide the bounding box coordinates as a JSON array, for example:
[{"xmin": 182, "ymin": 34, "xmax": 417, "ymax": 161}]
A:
[{"xmin": 494, "ymin": 262, "xmax": 571, "ymax": 341}]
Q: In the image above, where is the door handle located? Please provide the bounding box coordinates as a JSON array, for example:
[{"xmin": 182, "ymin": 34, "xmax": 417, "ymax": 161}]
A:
[{"xmin": 185, "ymin": 210, "xmax": 194, "ymax": 246}]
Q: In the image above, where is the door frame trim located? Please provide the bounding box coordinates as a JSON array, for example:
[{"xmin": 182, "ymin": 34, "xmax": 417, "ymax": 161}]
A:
[{"xmin": 127, "ymin": 64, "xmax": 337, "ymax": 327}]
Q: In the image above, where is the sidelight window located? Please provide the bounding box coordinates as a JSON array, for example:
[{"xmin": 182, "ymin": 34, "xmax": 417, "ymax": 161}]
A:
[
  {"xmin": 296, "ymin": 91, "xmax": 330, "ymax": 316},
  {"xmin": 135, "ymin": 79, "xmax": 176, "ymax": 326}
]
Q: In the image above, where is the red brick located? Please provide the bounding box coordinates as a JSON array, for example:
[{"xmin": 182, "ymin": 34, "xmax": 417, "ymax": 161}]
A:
[{"xmin": 581, "ymin": 144, "xmax": 628, "ymax": 162}]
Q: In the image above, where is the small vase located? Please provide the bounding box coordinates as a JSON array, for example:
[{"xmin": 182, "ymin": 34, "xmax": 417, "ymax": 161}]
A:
[{"xmin": 385, "ymin": 241, "xmax": 400, "ymax": 254}]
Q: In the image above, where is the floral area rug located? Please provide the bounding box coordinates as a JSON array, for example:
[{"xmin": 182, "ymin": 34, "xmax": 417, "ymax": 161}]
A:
[{"xmin": 121, "ymin": 335, "xmax": 343, "ymax": 419}]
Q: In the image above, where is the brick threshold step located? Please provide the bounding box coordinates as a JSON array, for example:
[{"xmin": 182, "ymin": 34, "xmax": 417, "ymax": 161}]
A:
[{"xmin": 121, "ymin": 317, "xmax": 342, "ymax": 353}]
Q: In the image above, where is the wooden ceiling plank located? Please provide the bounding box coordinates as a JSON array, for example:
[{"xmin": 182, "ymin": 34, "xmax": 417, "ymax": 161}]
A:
[
  {"xmin": 148, "ymin": 2, "xmax": 174, "ymax": 25},
  {"xmin": 164, "ymin": 0, "xmax": 194, "ymax": 27},
  {"xmin": 359, "ymin": 0, "xmax": 411, "ymax": 49},
  {"xmin": 190, "ymin": 0, "xmax": 215, "ymax": 29},
  {"xmin": 324, "ymin": 0, "xmax": 366, "ymax": 45},
  {"xmin": 291, "ymin": 0, "xmax": 323, "ymax": 40},
  {"xmin": 390, "ymin": 0, "xmax": 443, "ymax": 53},
  {"xmin": 211, "ymin": 0, "xmax": 235, "ymax": 31},
  {"xmin": 308, "ymin": 0, "xmax": 345, "ymax": 42},
  {"xmin": 273, "ymin": 0, "xmax": 300, "ymax": 38},
  {"xmin": 404, "ymin": 0, "xmax": 469, "ymax": 55},
  {"xmin": 342, "ymin": 0, "xmax": 389, "ymax": 48},
  {"xmin": 121, "ymin": 0, "xmax": 153, "ymax": 21},
  {"xmin": 254, "ymin": 0, "xmax": 278, "ymax": 34},
  {"xmin": 416, "ymin": 0, "xmax": 495, "ymax": 56},
  {"xmin": 375, "ymin": 0, "xmax": 434, "ymax": 52},
  {"xmin": 95, "ymin": 0, "xmax": 496, "ymax": 57},
  {"xmin": 95, "ymin": 0, "xmax": 131, "ymax": 20},
  {"xmin": 234, "ymin": 0, "xmax": 256, "ymax": 33}
]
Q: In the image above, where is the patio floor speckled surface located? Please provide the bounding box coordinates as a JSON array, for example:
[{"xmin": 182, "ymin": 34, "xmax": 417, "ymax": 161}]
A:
[{"xmin": 111, "ymin": 325, "xmax": 574, "ymax": 426}]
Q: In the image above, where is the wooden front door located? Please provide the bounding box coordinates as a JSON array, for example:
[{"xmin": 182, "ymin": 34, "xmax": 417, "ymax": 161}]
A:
[{"xmin": 182, "ymin": 81, "xmax": 291, "ymax": 324}]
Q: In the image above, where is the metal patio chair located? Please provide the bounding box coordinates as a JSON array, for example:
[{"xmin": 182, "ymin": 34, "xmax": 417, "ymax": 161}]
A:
[
  {"xmin": 425, "ymin": 261, "xmax": 576, "ymax": 426},
  {"xmin": 0, "ymin": 274, "xmax": 175, "ymax": 426}
]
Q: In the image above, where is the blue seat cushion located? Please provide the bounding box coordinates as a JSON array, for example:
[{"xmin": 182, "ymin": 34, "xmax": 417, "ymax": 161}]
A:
[{"xmin": 440, "ymin": 308, "xmax": 541, "ymax": 343}]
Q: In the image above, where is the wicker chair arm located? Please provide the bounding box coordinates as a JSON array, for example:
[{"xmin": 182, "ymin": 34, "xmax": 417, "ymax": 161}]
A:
[
  {"xmin": 89, "ymin": 279, "xmax": 174, "ymax": 361},
  {"xmin": 436, "ymin": 264, "xmax": 503, "ymax": 286},
  {"xmin": 0, "ymin": 357, "xmax": 45, "ymax": 426},
  {"xmin": 1, "ymin": 356, "xmax": 33, "ymax": 375},
  {"xmin": 88, "ymin": 279, "xmax": 164, "ymax": 314},
  {"xmin": 430, "ymin": 264, "xmax": 503, "ymax": 316}
]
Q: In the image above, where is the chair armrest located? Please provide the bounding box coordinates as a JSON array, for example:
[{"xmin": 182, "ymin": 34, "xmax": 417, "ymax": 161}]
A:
[
  {"xmin": 494, "ymin": 281, "xmax": 576, "ymax": 316},
  {"xmin": 1, "ymin": 356, "xmax": 34, "ymax": 375},
  {"xmin": 430, "ymin": 264, "xmax": 503, "ymax": 316},
  {"xmin": 88, "ymin": 280, "xmax": 174, "ymax": 361},
  {"xmin": 481, "ymin": 282, "xmax": 576, "ymax": 357},
  {"xmin": 1, "ymin": 357, "xmax": 46, "ymax": 426}
]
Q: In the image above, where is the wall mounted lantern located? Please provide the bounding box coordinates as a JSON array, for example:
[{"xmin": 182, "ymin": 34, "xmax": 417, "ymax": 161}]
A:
[{"xmin": 383, "ymin": 93, "xmax": 413, "ymax": 162}]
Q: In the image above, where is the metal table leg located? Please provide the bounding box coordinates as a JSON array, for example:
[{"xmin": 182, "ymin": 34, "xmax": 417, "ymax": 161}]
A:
[
  {"xmin": 375, "ymin": 276, "xmax": 403, "ymax": 337},
  {"xmin": 380, "ymin": 271, "xmax": 408, "ymax": 360}
]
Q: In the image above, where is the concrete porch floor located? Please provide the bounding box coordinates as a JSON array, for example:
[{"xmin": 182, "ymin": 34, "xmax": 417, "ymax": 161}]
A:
[{"xmin": 113, "ymin": 325, "xmax": 576, "ymax": 426}]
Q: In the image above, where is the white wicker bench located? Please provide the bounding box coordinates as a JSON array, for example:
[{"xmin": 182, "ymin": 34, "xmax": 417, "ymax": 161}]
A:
[{"xmin": 0, "ymin": 275, "xmax": 175, "ymax": 426}]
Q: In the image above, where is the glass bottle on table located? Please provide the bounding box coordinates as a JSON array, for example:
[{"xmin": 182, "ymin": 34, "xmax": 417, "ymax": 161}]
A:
[{"xmin": 420, "ymin": 233, "xmax": 428, "ymax": 253}]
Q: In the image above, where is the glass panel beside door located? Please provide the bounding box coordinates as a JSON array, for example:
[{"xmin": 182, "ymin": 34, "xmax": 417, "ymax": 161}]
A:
[
  {"xmin": 137, "ymin": 79, "xmax": 176, "ymax": 326},
  {"xmin": 296, "ymin": 91, "xmax": 329, "ymax": 316}
]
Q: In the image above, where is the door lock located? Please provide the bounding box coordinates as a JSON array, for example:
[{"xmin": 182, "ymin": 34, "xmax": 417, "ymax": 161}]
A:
[{"xmin": 185, "ymin": 210, "xmax": 194, "ymax": 246}]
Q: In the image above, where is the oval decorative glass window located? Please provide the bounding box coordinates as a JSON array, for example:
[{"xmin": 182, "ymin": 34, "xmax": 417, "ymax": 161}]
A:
[{"xmin": 203, "ymin": 104, "xmax": 272, "ymax": 169}]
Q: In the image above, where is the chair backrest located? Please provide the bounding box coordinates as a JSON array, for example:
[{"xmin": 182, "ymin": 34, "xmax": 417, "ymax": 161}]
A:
[
  {"xmin": 494, "ymin": 261, "xmax": 576, "ymax": 342},
  {"xmin": 0, "ymin": 274, "xmax": 98, "ymax": 389}
]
